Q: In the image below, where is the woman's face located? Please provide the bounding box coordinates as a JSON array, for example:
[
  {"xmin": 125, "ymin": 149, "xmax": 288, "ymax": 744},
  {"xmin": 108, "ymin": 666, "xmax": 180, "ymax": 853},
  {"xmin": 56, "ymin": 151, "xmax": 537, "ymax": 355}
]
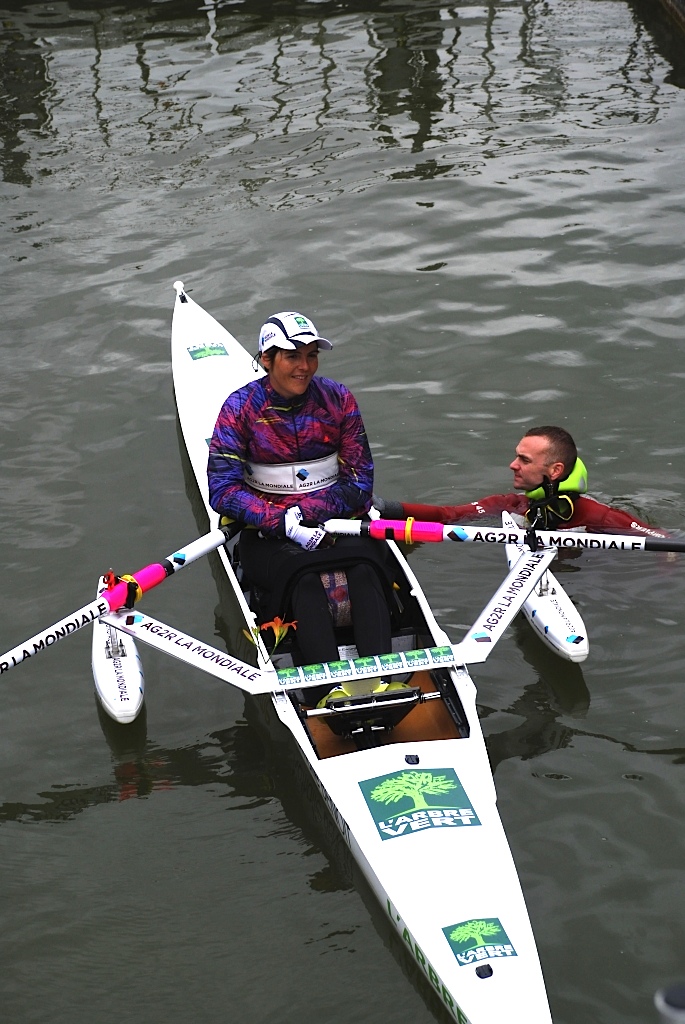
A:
[{"xmin": 263, "ymin": 342, "xmax": 319, "ymax": 399}]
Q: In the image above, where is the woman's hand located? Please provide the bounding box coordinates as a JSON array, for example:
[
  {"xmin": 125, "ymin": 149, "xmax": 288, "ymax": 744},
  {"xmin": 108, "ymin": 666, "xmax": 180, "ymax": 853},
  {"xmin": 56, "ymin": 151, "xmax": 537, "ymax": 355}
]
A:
[{"xmin": 284, "ymin": 506, "xmax": 328, "ymax": 550}]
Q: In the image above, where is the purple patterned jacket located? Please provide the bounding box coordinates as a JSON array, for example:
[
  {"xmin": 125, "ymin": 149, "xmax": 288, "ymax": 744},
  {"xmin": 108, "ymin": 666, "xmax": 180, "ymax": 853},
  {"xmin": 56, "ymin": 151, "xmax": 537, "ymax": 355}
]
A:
[{"xmin": 208, "ymin": 375, "xmax": 374, "ymax": 535}]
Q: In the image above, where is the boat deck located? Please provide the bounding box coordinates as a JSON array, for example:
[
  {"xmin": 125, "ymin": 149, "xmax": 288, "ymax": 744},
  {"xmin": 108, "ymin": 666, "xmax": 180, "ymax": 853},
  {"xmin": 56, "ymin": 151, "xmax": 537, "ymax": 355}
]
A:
[{"xmin": 300, "ymin": 670, "xmax": 464, "ymax": 759}]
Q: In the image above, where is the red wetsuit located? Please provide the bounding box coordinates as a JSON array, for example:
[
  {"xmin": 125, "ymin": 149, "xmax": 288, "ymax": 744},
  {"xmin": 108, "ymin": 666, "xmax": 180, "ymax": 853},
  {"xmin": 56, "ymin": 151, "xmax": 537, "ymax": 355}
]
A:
[{"xmin": 398, "ymin": 493, "xmax": 669, "ymax": 538}]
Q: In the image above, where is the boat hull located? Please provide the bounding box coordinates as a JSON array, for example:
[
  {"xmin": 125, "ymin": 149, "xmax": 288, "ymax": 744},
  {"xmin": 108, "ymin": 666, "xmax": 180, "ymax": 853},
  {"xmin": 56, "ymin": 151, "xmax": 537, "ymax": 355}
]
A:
[{"xmin": 169, "ymin": 282, "xmax": 553, "ymax": 1023}]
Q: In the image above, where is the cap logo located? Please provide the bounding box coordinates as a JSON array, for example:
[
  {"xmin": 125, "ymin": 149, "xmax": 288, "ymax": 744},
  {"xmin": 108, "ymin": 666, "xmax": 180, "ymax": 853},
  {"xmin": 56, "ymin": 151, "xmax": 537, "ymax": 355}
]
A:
[{"xmin": 294, "ymin": 315, "xmax": 309, "ymax": 329}]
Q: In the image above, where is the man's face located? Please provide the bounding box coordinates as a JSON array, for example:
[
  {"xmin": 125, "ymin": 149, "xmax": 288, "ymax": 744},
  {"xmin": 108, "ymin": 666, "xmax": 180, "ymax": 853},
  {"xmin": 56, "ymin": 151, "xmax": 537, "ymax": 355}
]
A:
[{"xmin": 510, "ymin": 435, "xmax": 564, "ymax": 491}]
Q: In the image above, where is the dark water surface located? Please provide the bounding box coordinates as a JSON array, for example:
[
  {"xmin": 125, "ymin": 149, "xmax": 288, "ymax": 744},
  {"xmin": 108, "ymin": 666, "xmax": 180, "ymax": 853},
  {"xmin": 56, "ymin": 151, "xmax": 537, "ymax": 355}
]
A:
[{"xmin": 1, "ymin": 2, "xmax": 685, "ymax": 1022}]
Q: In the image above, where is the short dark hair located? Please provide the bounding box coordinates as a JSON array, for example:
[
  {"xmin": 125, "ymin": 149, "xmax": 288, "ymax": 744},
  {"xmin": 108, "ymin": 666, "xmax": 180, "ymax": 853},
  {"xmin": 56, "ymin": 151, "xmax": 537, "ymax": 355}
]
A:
[
  {"xmin": 258, "ymin": 345, "xmax": 281, "ymax": 365},
  {"xmin": 524, "ymin": 426, "xmax": 577, "ymax": 478}
]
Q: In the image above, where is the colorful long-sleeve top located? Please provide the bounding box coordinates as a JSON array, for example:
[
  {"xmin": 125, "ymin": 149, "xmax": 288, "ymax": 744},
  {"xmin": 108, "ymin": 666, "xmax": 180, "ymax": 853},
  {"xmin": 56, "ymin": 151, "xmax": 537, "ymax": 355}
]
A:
[
  {"xmin": 208, "ymin": 375, "xmax": 373, "ymax": 535},
  {"xmin": 398, "ymin": 493, "xmax": 669, "ymax": 538}
]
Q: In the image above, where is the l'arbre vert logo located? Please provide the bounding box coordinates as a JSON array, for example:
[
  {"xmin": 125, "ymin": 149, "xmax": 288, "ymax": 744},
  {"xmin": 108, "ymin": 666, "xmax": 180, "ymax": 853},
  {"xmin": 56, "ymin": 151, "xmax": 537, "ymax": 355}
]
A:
[
  {"xmin": 352, "ymin": 656, "xmax": 379, "ymax": 676},
  {"xmin": 300, "ymin": 662, "xmax": 327, "ymax": 683},
  {"xmin": 443, "ymin": 918, "xmax": 517, "ymax": 967},
  {"xmin": 402, "ymin": 649, "xmax": 430, "ymax": 669},
  {"xmin": 359, "ymin": 768, "xmax": 480, "ymax": 840},
  {"xmin": 187, "ymin": 341, "xmax": 228, "ymax": 360},
  {"xmin": 428, "ymin": 646, "xmax": 454, "ymax": 663},
  {"xmin": 377, "ymin": 652, "xmax": 404, "ymax": 672},
  {"xmin": 276, "ymin": 666, "xmax": 300, "ymax": 686}
]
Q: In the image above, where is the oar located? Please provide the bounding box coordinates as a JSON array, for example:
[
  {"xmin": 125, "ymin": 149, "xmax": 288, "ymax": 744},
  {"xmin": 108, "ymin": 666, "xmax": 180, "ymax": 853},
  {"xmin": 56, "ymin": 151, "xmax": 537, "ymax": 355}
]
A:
[
  {"xmin": 324, "ymin": 517, "xmax": 685, "ymax": 553},
  {"xmin": 0, "ymin": 526, "xmax": 236, "ymax": 676}
]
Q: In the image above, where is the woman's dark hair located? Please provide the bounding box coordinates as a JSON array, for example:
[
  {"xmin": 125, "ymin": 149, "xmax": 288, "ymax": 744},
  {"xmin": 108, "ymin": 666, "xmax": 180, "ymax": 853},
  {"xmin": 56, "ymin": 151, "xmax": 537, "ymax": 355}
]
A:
[
  {"xmin": 255, "ymin": 345, "xmax": 281, "ymax": 366},
  {"xmin": 524, "ymin": 426, "xmax": 578, "ymax": 478}
]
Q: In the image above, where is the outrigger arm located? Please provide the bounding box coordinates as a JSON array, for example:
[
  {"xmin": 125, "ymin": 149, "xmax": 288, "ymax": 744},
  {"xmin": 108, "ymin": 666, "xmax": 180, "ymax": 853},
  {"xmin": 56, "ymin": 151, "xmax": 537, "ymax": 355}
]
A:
[{"xmin": 98, "ymin": 544, "xmax": 557, "ymax": 696}]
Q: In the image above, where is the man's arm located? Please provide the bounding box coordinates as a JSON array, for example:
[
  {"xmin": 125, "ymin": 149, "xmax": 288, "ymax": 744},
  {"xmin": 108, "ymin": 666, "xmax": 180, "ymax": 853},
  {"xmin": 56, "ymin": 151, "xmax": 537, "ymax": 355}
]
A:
[
  {"xmin": 569, "ymin": 497, "xmax": 670, "ymax": 538},
  {"xmin": 383, "ymin": 493, "xmax": 530, "ymax": 524}
]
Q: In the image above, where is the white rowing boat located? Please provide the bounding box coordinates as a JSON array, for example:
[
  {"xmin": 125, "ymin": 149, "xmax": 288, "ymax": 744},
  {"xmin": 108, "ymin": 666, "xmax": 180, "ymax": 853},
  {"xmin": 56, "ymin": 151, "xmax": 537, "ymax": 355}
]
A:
[
  {"xmin": 502, "ymin": 511, "xmax": 589, "ymax": 664},
  {"xmin": 152, "ymin": 281, "xmax": 553, "ymax": 1024},
  {"xmin": 91, "ymin": 575, "xmax": 145, "ymax": 723}
]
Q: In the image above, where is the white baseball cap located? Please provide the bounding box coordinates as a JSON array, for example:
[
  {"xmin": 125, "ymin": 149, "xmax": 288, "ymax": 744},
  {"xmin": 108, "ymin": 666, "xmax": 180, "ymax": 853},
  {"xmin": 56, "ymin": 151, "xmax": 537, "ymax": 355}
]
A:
[{"xmin": 258, "ymin": 312, "xmax": 333, "ymax": 353}]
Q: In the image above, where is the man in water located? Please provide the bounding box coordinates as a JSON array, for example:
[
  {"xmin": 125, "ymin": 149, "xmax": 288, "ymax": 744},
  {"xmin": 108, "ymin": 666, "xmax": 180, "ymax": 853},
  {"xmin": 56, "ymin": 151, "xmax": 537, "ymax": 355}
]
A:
[{"xmin": 375, "ymin": 425, "xmax": 668, "ymax": 537}]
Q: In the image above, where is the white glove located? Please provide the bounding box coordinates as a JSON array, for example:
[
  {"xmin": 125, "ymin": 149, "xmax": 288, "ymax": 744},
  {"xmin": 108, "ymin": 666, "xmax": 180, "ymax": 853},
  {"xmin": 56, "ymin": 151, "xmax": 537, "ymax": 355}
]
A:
[{"xmin": 284, "ymin": 506, "xmax": 327, "ymax": 551}]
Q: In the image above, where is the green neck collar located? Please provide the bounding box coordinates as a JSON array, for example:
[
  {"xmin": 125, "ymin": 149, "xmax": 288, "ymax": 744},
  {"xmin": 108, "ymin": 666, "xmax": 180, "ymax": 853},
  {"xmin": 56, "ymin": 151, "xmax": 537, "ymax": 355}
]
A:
[{"xmin": 525, "ymin": 456, "xmax": 588, "ymax": 501}]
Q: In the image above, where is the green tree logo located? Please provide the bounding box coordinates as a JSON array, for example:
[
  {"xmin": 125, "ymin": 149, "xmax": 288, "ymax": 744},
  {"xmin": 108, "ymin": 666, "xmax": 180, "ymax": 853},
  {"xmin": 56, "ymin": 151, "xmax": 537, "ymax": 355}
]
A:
[
  {"xmin": 370, "ymin": 771, "xmax": 457, "ymax": 816},
  {"xmin": 450, "ymin": 920, "xmax": 501, "ymax": 947},
  {"xmin": 359, "ymin": 768, "xmax": 480, "ymax": 840},
  {"xmin": 353, "ymin": 656, "xmax": 379, "ymax": 674},
  {"xmin": 442, "ymin": 917, "xmax": 517, "ymax": 966},
  {"xmin": 276, "ymin": 666, "xmax": 301, "ymax": 683}
]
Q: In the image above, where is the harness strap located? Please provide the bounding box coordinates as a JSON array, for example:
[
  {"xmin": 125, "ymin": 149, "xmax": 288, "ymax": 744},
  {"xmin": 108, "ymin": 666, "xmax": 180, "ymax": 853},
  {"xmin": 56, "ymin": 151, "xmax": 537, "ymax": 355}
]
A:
[{"xmin": 245, "ymin": 453, "xmax": 339, "ymax": 495}]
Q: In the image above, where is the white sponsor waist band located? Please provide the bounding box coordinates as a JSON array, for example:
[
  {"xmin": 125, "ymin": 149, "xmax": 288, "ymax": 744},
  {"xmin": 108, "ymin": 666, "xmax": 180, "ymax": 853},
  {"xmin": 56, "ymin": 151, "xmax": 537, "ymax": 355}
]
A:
[{"xmin": 245, "ymin": 454, "xmax": 339, "ymax": 495}]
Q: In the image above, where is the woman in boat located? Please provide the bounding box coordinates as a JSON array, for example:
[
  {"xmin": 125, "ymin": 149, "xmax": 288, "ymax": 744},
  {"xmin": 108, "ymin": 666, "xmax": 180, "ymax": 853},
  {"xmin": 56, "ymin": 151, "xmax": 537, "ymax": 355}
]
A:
[
  {"xmin": 207, "ymin": 311, "xmax": 393, "ymax": 665},
  {"xmin": 375, "ymin": 426, "xmax": 669, "ymax": 537}
]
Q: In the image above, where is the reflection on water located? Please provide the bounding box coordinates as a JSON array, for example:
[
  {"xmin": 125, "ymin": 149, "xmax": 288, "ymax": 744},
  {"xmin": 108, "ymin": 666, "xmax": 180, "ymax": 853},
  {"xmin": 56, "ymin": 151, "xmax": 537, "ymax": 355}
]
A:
[
  {"xmin": 0, "ymin": 697, "xmax": 272, "ymax": 825},
  {"xmin": 482, "ymin": 618, "xmax": 591, "ymax": 772},
  {"xmin": 1, "ymin": 0, "xmax": 676, "ymax": 194}
]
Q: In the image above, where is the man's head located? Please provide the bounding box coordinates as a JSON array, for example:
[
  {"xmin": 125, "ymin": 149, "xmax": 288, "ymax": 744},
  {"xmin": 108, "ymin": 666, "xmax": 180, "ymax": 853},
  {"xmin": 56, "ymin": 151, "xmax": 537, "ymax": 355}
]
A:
[{"xmin": 510, "ymin": 426, "xmax": 577, "ymax": 492}]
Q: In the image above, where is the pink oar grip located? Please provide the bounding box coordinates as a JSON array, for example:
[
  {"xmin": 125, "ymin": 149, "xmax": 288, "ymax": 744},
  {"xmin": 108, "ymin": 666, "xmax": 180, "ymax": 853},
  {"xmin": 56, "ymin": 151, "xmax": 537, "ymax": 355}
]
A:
[
  {"xmin": 407, "ymin": 520, "xmax": 446, "ymax": 542},
  {"xmin": 104, "ymin": 563, "xmax": 169, "ymax": 611},
  {"xmin": 368, "ymin": 519, "xmax": 445, "ymax": 543}
]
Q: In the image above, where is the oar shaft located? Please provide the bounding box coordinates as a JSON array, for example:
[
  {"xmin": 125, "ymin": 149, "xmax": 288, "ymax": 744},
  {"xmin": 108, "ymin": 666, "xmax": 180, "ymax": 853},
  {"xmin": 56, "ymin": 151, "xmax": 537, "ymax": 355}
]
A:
[
  {"xmin": 1, "ymin": 598, "xmax": 110, "ymax": 674},
  {"xmin": 103, "ymin": 528, "xmax": 229, "ymax": 609},
  {"xmin": 324, "ymin": 518, "xmax": 685, "ymax": 553},
  {"xmin": 0, "ymin": 527, "xmax": 231, "ymax": 676}
]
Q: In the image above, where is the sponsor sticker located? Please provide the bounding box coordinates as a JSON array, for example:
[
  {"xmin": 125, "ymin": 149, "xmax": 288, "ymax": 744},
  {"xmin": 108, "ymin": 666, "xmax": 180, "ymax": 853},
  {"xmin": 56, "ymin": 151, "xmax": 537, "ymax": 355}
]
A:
[
  {"xmin": 403, "ymin": 649, "xmax": 430, "ymax": 669},
  {"xmin": 378, "ymin": 652, "xmax": 404, "ymax": 672},
  {"xmin": 352, "ymin": 655, "xmax": 381, "ymax": 676},
  {"xmin": 187, "ymin": 342, "xmax": 228, "ymax": 360},
  {"xmin": 359, "ymin": 768, "xmax": 480, "ymax": 840},
  {"xmin": 443, "ymin": 917, "xmax": 517, "ymax": 967},
  {"xmin": 276, "ymin": 666, "xmax": 301, "ymax": 686},
  {"xmin": 429, "ymin": 646, "xmax": 455, "ymax": 664},
  {"xmin": 301, "ymin": 663, "xmax": 327, "ymax": 683},
  {"xmin": 328, "ymin": 659, "xmax": 355, "ymax": 680},
  {"xmin": 471, "ymin": 631, "xmax": 491, "ymax": 644}
]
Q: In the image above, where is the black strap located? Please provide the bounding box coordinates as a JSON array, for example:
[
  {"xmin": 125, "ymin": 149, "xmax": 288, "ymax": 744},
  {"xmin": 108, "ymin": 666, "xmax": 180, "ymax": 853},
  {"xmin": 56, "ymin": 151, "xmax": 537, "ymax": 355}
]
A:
[{"xmin": 525, "ymin": 476, "xmax": 577, "ymax": 532}]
